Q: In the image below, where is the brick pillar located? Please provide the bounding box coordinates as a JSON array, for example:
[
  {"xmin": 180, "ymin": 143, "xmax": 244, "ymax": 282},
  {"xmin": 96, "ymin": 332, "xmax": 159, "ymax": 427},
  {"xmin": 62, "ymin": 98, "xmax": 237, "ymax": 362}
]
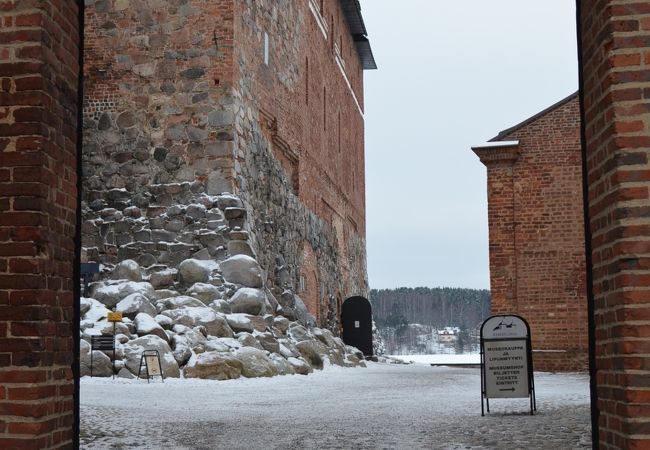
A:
[
  {"xmin": 0, "ymin": 1, "xmax": 80, "ymax": 449},
  {"xmin": 473, "ymin": 143, "xmax": 519, "ymax": 314},
  {"xmin": 579, "ymin": 1, "xmax": 650, "ymax": 448}
]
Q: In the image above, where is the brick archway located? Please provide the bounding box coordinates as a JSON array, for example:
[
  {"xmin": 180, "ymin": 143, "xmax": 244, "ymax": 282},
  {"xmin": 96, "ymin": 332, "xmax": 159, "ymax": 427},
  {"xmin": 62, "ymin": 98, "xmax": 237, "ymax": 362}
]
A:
[{"xmin": 1, "ymin": 1, "xmax": 650, "ymax": 448}]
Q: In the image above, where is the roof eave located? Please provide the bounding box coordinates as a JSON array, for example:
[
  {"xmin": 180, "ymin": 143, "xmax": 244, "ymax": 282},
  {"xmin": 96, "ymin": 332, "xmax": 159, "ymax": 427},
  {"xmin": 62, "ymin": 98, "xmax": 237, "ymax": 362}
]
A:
[{"xmin": 339, "ymin": 0, "xmax": 377, "ymax": 70}]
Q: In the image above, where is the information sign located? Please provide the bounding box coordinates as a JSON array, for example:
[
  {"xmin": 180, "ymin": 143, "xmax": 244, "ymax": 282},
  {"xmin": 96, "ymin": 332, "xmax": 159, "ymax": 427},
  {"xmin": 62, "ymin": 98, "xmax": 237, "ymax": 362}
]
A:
[
  {"xmin": 480, "ymin": 314, "xmax": 536, "ymax": 415},
  {"xmin": 145, "ymin": 354, "xmax": 162, "ymax": 376},
  {"xmin": 483, "ymin": 340, "xmax": 529, "ymax": 398},
  {"xmin": 138, "ymin": 350, "xmax": 164, "ymax": 383},
  {"xmin": 107, "ymin": 311, "xmax": 123, "ymax": 322}
]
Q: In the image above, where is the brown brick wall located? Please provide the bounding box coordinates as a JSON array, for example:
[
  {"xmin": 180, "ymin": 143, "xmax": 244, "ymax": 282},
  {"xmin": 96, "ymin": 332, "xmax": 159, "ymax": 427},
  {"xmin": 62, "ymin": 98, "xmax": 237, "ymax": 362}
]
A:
[
  {"xmin": 0, "ymin": 0, "xmax": 79, "ymax": 448},
  {"xmin": 579, "ymin": 1, "xmax": 650, "ymax": 447},
  {"xmin": 475, "ymin": 96, "xmax": 589, "ymax": 372},
  {"xmin": 233, "ymin": 0, "xmax": 368, "ymax": 315}
]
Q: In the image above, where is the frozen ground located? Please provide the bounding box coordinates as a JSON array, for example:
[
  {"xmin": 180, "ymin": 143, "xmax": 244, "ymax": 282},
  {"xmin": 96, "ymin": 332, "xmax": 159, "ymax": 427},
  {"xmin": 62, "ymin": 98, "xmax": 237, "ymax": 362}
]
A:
[
  {"xmin": 390, "ymin": 354, "xmax": 480, "ymax": 365},
  {"xmin": 80, "ymin": 362, "xmax": 591, "ymax": 449}
]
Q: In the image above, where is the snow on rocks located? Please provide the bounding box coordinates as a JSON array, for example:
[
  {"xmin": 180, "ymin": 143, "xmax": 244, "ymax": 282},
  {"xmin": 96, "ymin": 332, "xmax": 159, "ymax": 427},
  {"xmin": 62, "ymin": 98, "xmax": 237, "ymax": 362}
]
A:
[
  {"xmin": 149, "ymin": 269, "xmax": 177, "ymax": 289},
  {"xmin": 116, "ymin": 293, "xmax": 157, "ymax": 319},
  {"xmin": 220, "ymin": 255, "xmax": 263, "ymax": 288},
  {"xmin": 287, "ymin": 356, "xmax": 313, "ymax": 375},
  {"xmin": 82, "ymin": 298, "xmax": 111, "ymax": 323},
  {"xmin": 228, "ymin": 287, "xmax": 266, "ymax": 315},
  {"xmin": 91, "ymin": 281, "xmax": 155, "ymax": 308},
  {"xmin": 225, "ymin": 313, "xmax": 254, "ymax": 333},
  {"xmin": 186, "ymin": 282, "xmax": 221, "ymax": 303},
  {"xmin": 134, "ymin": 313, "xmax": 169, "ymax": 342},
  {"xmin": 295, "ymin": 340, "xmax": 327, "ymax": 370},
  {"xmin": 80, "ymin": 192, "xmax": 367, "ymax": 381},
  {"xmin": 179, "ymin": 259, "xmax": 217, "ymax": 284},
  {"xmin": 234, "ymin": 347, "xmax": 278, "ymax": 378},
  {"xmin": 111, "ymin": 259, "xmax": 142, "ymax": 281},
  {"xmin": 157, "ymin": 295, "xmax": 206, "ymax": 310},
  {"xmin": 161, "ymin": 307, "xmax": 233, "ymax": 338},
  {"xmin": 273, "ymin": 316, "xmax": 290, "ymax": 334},
  {"xmin": 184, "ymin": 352, "xmax": 243, "ymax": 380}
]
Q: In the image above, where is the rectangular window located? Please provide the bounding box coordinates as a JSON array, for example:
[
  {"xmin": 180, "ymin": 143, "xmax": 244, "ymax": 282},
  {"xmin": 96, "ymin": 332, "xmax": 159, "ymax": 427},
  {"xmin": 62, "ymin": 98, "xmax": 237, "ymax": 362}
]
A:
[
  {"xmin": 338, "ymin": 111, "xmax": 341, "ymax": 153},
  {"xmin": 263, "ymin": 32, "xmax": 269, "ymax": 65},
  {"xmin": 306, "ymin": 57, "xmax": 309, "ymax": 105}
]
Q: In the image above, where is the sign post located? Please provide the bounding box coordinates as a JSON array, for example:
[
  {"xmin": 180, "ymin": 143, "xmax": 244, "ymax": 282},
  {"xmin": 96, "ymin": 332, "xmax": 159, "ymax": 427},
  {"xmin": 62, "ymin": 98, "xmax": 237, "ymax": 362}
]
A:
[
  {"xmin": 480, "ymin": 314, "xmax": 536, "ymax": 415},
  {"xmin": 90, "ymin": 335, "xmax": 115, "ymax": 378},
  {"xmin": 107, "ymin": 311, "xmax": 123, "ymax": 378}
]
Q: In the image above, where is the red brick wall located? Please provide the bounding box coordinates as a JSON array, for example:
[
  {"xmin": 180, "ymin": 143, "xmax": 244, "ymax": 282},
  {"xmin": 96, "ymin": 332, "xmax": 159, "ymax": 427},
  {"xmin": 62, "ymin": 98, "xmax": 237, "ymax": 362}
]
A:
[
  {"xmin": 234, "ymin": 1, "xmax": 366, "ymax": 226},
  {"xmin": 0, "ymin": 1, "xmax": 79, "ymax": 448},
  {"xmin": 579, "ymin": 1, "xmax": 650, "ymax": 447},
  {"xmin": 475, "ymin": 96, "xmax": 589, "ymax": 371},
  {"xmin": 232, "ymin": 0, "xmax": 370, "ymax": 320}
]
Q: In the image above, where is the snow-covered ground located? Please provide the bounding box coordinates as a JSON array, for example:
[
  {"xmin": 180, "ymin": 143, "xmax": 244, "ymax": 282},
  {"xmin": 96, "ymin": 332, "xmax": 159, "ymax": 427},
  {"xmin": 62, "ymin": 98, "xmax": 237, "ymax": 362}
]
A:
[
  {"xmin": 390, "ymin": 354, "xmax": 480, "ymax": 365},
  {"xmin": 80, "ymin": 362, "xmax": 591, "ymax": 449}
]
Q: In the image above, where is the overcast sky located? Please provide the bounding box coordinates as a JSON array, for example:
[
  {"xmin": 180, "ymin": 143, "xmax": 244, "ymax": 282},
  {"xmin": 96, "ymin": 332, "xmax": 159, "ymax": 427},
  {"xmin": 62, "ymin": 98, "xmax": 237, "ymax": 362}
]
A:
[{"xmin": 362, "ymin": 1, "xmax": 578, "ymax": 290}]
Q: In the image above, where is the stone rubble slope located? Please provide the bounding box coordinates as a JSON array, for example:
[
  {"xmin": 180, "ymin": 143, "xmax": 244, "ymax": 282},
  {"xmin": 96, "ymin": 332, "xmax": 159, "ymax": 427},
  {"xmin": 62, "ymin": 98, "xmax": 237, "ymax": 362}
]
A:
[{"xmin": 80, "ymin": 193, "xmax": 366, "ymax": 380}]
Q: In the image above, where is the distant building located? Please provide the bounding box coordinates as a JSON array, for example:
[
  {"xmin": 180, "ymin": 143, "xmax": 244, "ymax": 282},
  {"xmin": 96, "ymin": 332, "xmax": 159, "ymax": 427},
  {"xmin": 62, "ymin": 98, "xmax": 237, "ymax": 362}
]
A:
[
  {"xmin": 472, "ymin": 93, "xmax": 588, "ymax": 371},
  {"xmin": 437, "ymin": 326, "xmax": 459, "ymax": 343}
]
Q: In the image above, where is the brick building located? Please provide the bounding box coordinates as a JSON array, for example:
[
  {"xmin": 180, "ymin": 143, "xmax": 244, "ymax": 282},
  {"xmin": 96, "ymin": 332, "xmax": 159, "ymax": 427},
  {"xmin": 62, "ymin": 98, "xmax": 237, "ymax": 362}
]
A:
[
  {"xmin": 473, "ymin": 93, "xmax": 589, "ymax": 372},
  {"xmin": 2, "ymin": 0, "xmax": 650, "ymax": 448},
  {"xmin": 82, "ymin": 0, "xmax": 375, "ymax": 328}
]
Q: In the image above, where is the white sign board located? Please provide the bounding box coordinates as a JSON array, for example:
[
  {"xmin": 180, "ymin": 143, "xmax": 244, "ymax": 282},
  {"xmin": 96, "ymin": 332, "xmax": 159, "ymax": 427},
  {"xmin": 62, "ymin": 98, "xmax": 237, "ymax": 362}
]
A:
[
  {"xmin": 484, "ymin": 340, "xmax": 529, "ymax": 398},
  {"xmin": 145, "ymin": 355, "xmax": 162, "ymax": 377},
  {"xmin": 481, "ymin": 316, "xmax": 528, "ymax": 339}
]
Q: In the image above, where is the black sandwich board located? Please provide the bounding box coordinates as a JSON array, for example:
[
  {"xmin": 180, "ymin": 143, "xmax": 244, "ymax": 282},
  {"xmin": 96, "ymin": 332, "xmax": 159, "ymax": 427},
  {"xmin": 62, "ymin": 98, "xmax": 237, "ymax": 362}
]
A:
[
  {"xmin": 341, "ymin": 296, "xmax": 373, "ymax": 357},
  {"xmin": 480, "ymin": 314, "xmax": 536, "ymax": 416},
  {"xmin": 138, "ymin": 350, "xmax": 164, "ymax": 383},
  {"xmin": 90, "ymin": 335, "xmax": 115, "ymax": 378}
]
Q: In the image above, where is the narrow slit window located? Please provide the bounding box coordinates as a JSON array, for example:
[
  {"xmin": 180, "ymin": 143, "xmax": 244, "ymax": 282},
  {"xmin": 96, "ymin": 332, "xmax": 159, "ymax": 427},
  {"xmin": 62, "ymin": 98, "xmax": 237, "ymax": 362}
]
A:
[
  {"xmin": 263, "ymin": 32, "xmax": 269, "ymax": 65},
  {"xmin": 323, "ymin": 86, "xmax": 326, "ymax": 131},
  {"xmin": 338, "ymin": 111, "xmax": 341, "ymax": 153}
]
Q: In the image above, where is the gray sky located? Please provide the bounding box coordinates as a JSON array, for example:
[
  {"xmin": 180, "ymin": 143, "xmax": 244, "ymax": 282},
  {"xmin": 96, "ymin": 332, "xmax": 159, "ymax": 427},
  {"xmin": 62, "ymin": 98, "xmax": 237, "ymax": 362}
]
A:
[{"xmin": 362, "ymin": 1, "xmax": 578, "ymax": 290}]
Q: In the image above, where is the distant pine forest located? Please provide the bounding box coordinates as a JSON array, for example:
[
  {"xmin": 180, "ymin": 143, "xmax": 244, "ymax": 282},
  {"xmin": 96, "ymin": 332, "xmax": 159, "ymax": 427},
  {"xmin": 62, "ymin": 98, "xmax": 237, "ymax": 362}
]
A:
[
  {"xmin": 369, "ymin": 287, "xmax": 491, "ymax": 355},
  {"xmin": 370, "ymin": 287, "xmax": 491, "ymax": 331}
]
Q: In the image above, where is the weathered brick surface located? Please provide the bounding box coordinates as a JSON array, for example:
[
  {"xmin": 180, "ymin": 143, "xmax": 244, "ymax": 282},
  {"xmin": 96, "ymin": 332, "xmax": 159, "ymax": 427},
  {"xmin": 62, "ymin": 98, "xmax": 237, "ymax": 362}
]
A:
[
  {"xmin": 579, "ymin": 1, "xmax": 650, "ymax": 447},
  {"xmin": 0, "ymin": 0, "xmax": 79, "ymax": 448},
  {"xmin": 474, "ymin": 95, "xmax": 589, "ymax": 372},
  {"xmin": 232, "ymin": 0, "xmax": 368, "ymax": 324}
]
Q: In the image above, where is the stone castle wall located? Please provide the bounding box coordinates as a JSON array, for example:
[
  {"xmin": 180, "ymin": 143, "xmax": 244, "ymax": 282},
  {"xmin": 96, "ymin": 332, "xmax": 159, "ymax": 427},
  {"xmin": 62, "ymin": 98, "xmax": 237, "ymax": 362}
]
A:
[{"xmin": 82, "ymin": 0, "xmax": 369, "ymax": 331}]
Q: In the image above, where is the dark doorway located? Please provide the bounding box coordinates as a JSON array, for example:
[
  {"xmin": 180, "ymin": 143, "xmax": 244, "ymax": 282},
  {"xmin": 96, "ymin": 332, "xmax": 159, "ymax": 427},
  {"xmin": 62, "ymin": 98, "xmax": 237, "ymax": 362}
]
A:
[{"xmin": 341, "ymin": 296, "xmax": 373, "ymax": 357}]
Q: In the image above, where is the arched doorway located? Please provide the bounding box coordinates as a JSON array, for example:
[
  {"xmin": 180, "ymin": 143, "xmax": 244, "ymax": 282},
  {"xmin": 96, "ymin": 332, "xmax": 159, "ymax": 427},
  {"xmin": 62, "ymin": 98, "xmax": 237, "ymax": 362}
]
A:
[{"xmin": 341, "ymin": 296, "xmax": 373, "ymax": 357}]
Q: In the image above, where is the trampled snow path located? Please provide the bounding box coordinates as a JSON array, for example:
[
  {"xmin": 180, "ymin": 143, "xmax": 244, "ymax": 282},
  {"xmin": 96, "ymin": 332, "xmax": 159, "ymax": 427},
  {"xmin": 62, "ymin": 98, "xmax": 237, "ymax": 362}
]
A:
[{"xmin": 80, "ymin": 362, "xmax": 591, "ymax": 449}]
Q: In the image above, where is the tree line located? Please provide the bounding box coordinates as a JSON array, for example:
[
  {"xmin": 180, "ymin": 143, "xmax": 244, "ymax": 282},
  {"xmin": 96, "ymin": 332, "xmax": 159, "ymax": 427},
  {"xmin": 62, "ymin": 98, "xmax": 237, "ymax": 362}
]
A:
[{"xmin": 370, "ymin": 286, "xmax": 491, "ymax": 332}]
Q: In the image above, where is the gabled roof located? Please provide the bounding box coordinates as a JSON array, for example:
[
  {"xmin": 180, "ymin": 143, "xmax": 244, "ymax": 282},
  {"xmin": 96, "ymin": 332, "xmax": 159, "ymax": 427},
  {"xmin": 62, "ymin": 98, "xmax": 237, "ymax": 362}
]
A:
[
  {"xmin": 339, "ymin": 0, "xmax": 377, "ymax": 70},
  {"xmin": 490, "ymin": 91, "xmax": 579, "ymax": 141}
]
